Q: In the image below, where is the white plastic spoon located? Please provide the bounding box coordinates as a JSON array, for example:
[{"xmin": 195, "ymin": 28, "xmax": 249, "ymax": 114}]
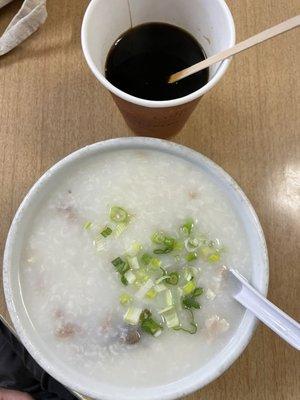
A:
[{"xmin": 228, "ymin": 269, "xmax": 300, "ymax": 350}]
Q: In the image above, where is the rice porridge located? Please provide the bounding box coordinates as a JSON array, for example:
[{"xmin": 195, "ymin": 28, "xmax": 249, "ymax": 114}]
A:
[{"xmin": 20, "ymin": 149, "xmax": 251, "ymax": 388}]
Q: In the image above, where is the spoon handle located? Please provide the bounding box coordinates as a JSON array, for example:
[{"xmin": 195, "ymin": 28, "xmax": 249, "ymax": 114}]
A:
[
  {"xmin": 229, "ymin": 269, "xmax": 300, "ymax": 350},
  {"xmin": 169, "ymin": 15, "xmax": 300, "ymax": 83}
]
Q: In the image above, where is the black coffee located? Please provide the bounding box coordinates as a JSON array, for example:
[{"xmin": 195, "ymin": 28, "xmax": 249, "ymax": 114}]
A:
[{"xmin": 105, "ymin": 22, "xmax": 209, "ymax": 101}]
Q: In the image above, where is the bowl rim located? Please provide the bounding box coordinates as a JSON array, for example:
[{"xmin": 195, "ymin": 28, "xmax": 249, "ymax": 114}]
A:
[
  {"xmin": 3, "ymin": 137, "xmax": 269, "ymax": 400},
  {"xmin": 81, "ymin": 0, "xmax": 236, "ymax": 109}
]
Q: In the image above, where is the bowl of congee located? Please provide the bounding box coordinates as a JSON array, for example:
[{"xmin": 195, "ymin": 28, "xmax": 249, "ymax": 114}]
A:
[{"xmin": 3, "ymin": 138, "xmax": 268, "ymax": 400}]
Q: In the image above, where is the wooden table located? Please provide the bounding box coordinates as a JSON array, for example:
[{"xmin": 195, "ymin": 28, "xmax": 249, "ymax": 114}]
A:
[{"xmin": 0, "ymin": 1, "xmax": 299, "ymax": 399}]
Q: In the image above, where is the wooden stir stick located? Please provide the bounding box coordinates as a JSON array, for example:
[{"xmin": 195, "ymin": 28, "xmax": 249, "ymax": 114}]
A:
[{"xmin": 168, "ymin": 15, "xmax": 300, "ymax": 84}]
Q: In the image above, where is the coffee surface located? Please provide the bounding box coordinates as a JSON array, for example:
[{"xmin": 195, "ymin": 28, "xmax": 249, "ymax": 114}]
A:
[{"xmin": 105, "ymin": 23, "xmax": 209, "ymax": 101}]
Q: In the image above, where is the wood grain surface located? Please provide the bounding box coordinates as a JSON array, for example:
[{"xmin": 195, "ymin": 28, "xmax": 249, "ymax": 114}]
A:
[{"xmin": 0, "ymin": 1, "xmax": 299, "ymax": 399}]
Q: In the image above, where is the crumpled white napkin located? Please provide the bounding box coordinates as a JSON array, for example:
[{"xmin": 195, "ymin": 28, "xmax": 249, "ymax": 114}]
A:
[{"xmin": 0, "ymin": 0, "xmax": 47, "ymax": 56}]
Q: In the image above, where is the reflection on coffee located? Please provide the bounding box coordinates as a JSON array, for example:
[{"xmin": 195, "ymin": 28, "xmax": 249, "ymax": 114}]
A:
[{"xmin": 105, "ymin": 22, "xmax": 209, "ymax": 101}]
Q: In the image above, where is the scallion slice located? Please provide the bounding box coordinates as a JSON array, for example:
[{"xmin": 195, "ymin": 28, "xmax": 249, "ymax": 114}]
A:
[
  {"xmin": 185, "ymin": 251, "xmax": 198, "ymax": 262},
  {"xmin": 112, "ymin": 257, "xmax": 129, "ymax": 274},
  {"xmin": 136, "ymin": 279, "xmax": 154, "ymax": 299},
  {"xmin": 181, "ymin": 218, "xmax": 194, "ymax": 235},
  {"xmin": 165, "ymin": 289, "xmax": 173, "ymax": 307},
  {"xmin": 153, "ymin": 236, "xmax": 176, "ymax": 254},
  {"xmin": 151, "ymin": 231, "xmax": 166, "ymax": 244},
  {"xmin": 127, "ymin": 242, "xmax": 142, "ymax": 256},
  {"xmin": 183, "ymin": 280, "xmax": 196, "ymax": 295},
  {"xmin": 208, "ymin": 252, "xmax": 221, "ymax": 263},
  {"xmin": 159, "ymin": 307, "xmax": 180, "ymax": 328},
  {"xmin": 140, "ymin": 310, "xmax": 162, "ymax": 337},
  {"xmin": 119, "ymin": 293, "xmax": 133, "ymax": 305},
  {"xmin": 174, "ymin": 310, "xmax": 197, "ymax": 334},
  {"xmin": 101, "ymin": 226, "xmax": 112, "ymax": 237},
  {"xmin": 183, "ymin": 267, "xmax": 194, "ymax": 282},
  {"xmin": 114, "ymin": 223, "xmax": 128, "ymax": 237},
  {"xmin": 150, "ymin": 257, "xmax": 161, "ymax": 268},
  {"xmin": 121, "ymin": 275, "xmax": 128, "ymax": 286},
  {"xmin": 146, "ymin": 288, "xmax": 157, "ymax": 299},
  {"xmin": 165, "ymin": 272, "xmax": 179, "ymax": 286},
  {"xmin": 124, "ymin": 307, "xmax": 142, "ymax": 325},
  {"xmin": 141, "ymin": 253, "xmax": 152, "ymax": 265},
  {"xmin": 109, "ymin": 206, "xmax": 129, "ymax": 223},
  {"xmin": 83, "ymin": 221, "xmax": 93, "ymax": 230},
  {"xmin": 193, "ymin": 287, "xmax": 204, "ymax": 297},
  {"xmin": 184, "ymin": 238, "xmax": 199, "ymax": 252},
  {"xmin": 124, "ymin": 270, "xmax": 136, "ymax": 284},
  {"xmin": 182, "ymin": 295, "xmax": 201, "ymax": 310},
  {"xmin": 127, "ymin": 256, "xmax": 140, "ymax": 270}
]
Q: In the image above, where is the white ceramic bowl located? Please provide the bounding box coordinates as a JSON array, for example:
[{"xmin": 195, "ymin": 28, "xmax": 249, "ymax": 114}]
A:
[{"xmin": 3, "ymin": 138, "xmax": 268, "ymax": 400}]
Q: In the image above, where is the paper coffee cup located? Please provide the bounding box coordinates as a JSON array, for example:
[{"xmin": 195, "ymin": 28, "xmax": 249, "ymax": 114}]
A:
[{"xmin": 82, "ymin": 0, "xmax": 235, "ymax": 138}]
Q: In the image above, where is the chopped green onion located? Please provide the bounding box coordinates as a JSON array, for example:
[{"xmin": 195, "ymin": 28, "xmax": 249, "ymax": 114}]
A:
[
  {"xmin": 146, "ymin": 288, "xmax": 157, "ymax": 299},
  {"xmin": 135, "ymin": 269, "xmax": 150, "ymax": 283},
  {"xmin": 83, "ymin": 221, "xmax": 93, "ymax": 230},
  {"xmin": 127, "ymin": 256, "xmax": 140, "ymax": 270},
  {"xmin": 140, "ymin": 310, "xmax": 162, "ymax": 337},
  {"xmin": 151, "ymin": 231, "xmax": 166, "ymax": 244},
  {"xmin": 208, "ymin": 252, "xmax": 221, "ymax": 263},
  {"xmin": 200, "ymin": 246, "xmax": 214, "ymax": 258},
  {"xmin": 174, "ymin": 323, "xmax": 197, "ymax": 334},
  {"xmin": 174, "ymin": 241, "xmax": 184, "ymax": 251},
  {"xmin": 165, "ymin": 289, "xmax": 173, "ymax": 307},
  {"xmin": 114, "ymin": 223, "xmax": 128, "ymax": 237},
  {"xmin": 174, "ymin": 310, "xmax": 197, "ymax": 334},
  {"xmin": 121, "ymin": 275, "xmax": 128, "ymax": 285},
  {"xmin": 141, "ymin": 253, "xmax": 152, "ymax": 265},
  {"xmin": 109, "ymin": 206, "xmax": 129, "ymax": 223},
  {"xmin": 153, "ymin": 247, "xmax": 173, "ymax": 254},
  {"xmin": 182, "ymin": 295, "xmax": 201, "ymax": 310},
  {"xmin": 164, "ymin": 236, "xmax": 175, "ymax": 248},
  {"xmin": 112, "ymin": 257, "xmax": 130, "ymax": 285},
  {"xmin": 183, "ymin": 267, "xmax": 194, "ymax": 282},
  {"xmin": 153, "ymin": 236, "xmax": 176, "ymax": 254},
  {"xmin": 127, "ymin": 241, "xmax": 142, "ymax": 256},
  {"xmin": 165, "ymin": 272, "xmax": 179, "ymax": 285},
  {"xmin": 193, "ymin": 287, "xmax": 204, "ymax": 297},
  {"xmin": 124, "ymin": 307, "xmax": 142, "ymax": 325},
  {"xmin": 185, "ymin": 252, "xmax": 198, "ymax": 262},
  {"xmin": 136, "ymin": 279, "xmax": 154, "ymax": 299},
  {"xmin": 184, "ymin": 238, "xmax": 199, "ymax": 251},
  {"xmin": 119, "ymin": 293, "xmax": 133, "ymax": 305},
  {"xmin": 124, "ymin": 270, "xmax": 136, "ymax": 284},
  {"xmin": 188, "ymin": 238, "xmax": 199, "ymax": 247},
  {"xmin": 159, "ymin": 307, "xmax": 180, "ymax": 328},
  {"xmin": 183, "ymin": 280, "xmax": 196, "ymax": 295},
  {"xmin": 150, "ymin": 257, "xmax": 161, "ymax": 268},
  {"xmin": 100, "ymin": 226, "xmax": 112, "ymax": 237},
  {"xmin": 112, "ymin": 257, "xmax": 129, "ymax": 274},
  {"xmin": 93, "ymin": 235, "xmax": 105, "ymax": 251},
  {"xmin": 181, "ymin": 218, "xmax": 194, "ymax": 235},
  {"xmin": 140, "ymin": 309, "xmax": 152, "ymax": 321}
]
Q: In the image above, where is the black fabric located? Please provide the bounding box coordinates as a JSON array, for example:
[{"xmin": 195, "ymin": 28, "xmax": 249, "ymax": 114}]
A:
[{"xmin": 0, "ymin": 320, "xmax": 77, "ymax": 400}]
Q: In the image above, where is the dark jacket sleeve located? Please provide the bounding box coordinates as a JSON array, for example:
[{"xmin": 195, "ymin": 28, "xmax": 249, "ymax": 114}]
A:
[{"xmin": 0, "ymin": 320, "xmax": 77, "ymax": 400}]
